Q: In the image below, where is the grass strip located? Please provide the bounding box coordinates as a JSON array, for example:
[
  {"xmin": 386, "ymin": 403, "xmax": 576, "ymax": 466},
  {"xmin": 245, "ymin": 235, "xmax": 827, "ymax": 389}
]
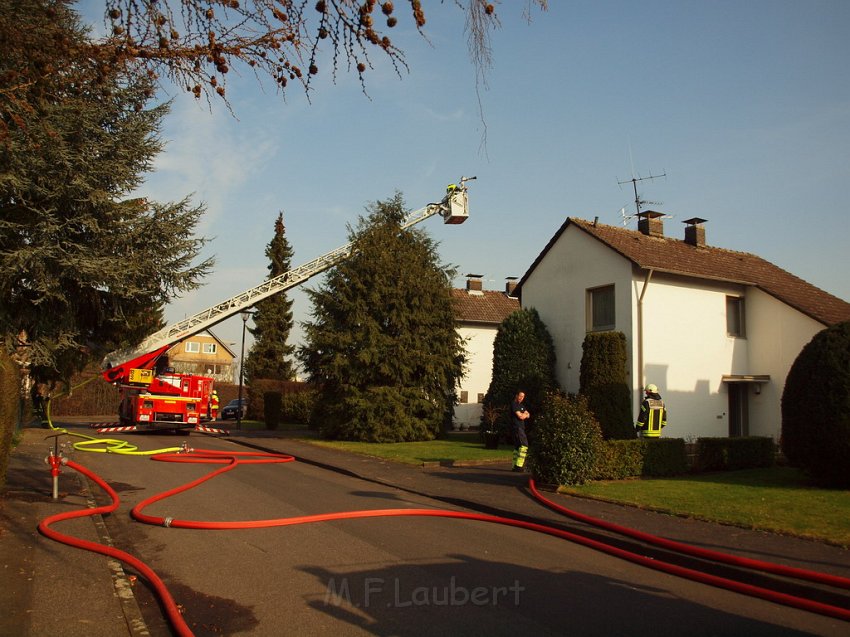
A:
[{"xmin": 560, "ymin": 467, "xmax": 850, "ymax": 547}]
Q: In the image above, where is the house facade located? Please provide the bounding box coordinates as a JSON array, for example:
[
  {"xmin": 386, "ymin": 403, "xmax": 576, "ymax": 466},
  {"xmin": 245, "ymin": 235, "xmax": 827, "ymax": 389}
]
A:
[
  {"xmin": 452, "ymin": 276, "xmax": 521, "ymax": 429},
  {"xmin": 516, "ymin": 213, "xmax": 850, "ymax": 441},
  {"xmin": 165, "ymin": 330, "xmax": 237, "ymax": 383}
]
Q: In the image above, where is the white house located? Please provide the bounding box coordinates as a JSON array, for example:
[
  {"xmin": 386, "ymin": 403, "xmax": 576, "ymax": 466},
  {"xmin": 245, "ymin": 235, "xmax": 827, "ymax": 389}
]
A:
[
  {"xmin": 451, "ymin": 275, "xmax": 520, "ymax": 429},
  {"xmin": 516, "ymin": 213, "xmax": 850, "ymax": 441}
]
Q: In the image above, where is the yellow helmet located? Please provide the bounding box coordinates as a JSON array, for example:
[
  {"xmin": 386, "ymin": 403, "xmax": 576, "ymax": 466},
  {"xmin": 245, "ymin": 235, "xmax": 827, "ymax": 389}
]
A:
[{"xmin": 645, "ymin": 384, "xmax": 658, "ymax": 393}]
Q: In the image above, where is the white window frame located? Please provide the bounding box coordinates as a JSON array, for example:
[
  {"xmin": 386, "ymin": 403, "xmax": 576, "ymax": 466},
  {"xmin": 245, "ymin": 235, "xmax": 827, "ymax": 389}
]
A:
[
  {"xmin": 202, "ymin": 342, "xmax": 217, "ymax": 354},
  {"xmin": 184, "ymin": 342, "xmax": 200, "ymax": 353}
]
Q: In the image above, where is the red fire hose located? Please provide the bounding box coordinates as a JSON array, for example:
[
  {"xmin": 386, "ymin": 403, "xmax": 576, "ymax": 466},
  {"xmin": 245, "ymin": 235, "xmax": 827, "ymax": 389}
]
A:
[{"xmin": 38, "ymin": 449, "xmax": 850, "ymax": 636}]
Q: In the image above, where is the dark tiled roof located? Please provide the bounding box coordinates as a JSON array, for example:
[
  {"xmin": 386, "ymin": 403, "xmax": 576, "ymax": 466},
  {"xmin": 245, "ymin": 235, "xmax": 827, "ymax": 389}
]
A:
[
  {"xmin": 452, "ymin": 289, "xmax": 520, "ymax": 324},
  {"xmin": 518, "ymin": 217, "xmax": 850, "ymax": 327}
]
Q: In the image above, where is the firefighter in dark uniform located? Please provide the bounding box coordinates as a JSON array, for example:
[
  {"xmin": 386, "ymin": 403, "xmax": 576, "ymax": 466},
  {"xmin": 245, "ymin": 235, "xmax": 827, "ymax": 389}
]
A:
[
  {"xmin": 636, "ymin": 383, "xmax": 667, "ymax": 438},
  {"xmin": 511, "ymin": 390, "xmax": 530, "ymax": 472}
]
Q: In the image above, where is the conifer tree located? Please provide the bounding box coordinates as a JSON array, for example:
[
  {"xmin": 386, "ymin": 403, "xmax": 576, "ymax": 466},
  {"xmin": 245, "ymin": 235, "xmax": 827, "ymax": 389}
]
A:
[
  {"xmin": 482, "ymin": 307, "xmax": 558, "ymax": 438},
  {"xmin": 243, "ymin": 212, "xmax": 296, "ymax": 382},
  {"xmin": 579, "ymin": 331, "xmax": 634, "ymax": 439},
  {"xmin": 299, "ymin": 193, "xmax": 464, "ymax": 442},
  {"xmin": 0, "ymin": 0, "xmax": 212, "ymax": 385}
]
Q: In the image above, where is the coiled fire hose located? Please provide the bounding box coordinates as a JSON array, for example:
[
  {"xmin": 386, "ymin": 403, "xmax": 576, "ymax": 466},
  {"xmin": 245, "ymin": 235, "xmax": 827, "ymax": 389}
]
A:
[{"xmin": 38, "ymin": 448, "xmax": 850, "ymax": 637}]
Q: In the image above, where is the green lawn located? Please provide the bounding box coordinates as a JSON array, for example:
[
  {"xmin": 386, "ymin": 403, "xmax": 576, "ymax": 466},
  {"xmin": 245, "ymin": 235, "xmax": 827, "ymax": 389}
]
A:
[
  {"xmin": 560, "ymin": 467, "xmax": 850, "ymax": 548},
  {"xmin": 294, "ymin": 433, "xmax": 850, "ymax": 547}
]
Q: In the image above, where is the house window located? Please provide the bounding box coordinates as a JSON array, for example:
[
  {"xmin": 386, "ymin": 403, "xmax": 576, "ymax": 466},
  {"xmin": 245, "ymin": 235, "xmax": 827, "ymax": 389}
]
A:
[
  {"xmin": 203, "ymin": 343, "xmax": 217, "ymax": 354},
  {"xmin": 587, "ymin": 285, "xmax": 615, "ymax": 331},
  {"xmin": 726, "ymin": 296, "xmax": 746, "ymax": 337},
  {"xmin": 477, "ymin": 393, "xmax": 485, "ymax": 404},
  {"xmin": 459, "ymin": 391, "xmax": 469, "ymax": 404},
  {"xmin": 185, "ymin": 342, "xmax": 200, "ymax": 353}
]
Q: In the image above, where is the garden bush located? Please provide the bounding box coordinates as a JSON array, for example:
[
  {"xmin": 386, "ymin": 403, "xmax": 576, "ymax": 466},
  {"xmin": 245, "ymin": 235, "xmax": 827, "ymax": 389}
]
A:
[
  {"xmin": 281, "ymin": 389, "xmax": 317, "ymax": 425},
  {"xmin": 781, "ymin": 320, "xmax": 850, "ymax": 488},
  {"xmin": 529, "ymin": 393, "xmax": 602, "ymax": 486}
]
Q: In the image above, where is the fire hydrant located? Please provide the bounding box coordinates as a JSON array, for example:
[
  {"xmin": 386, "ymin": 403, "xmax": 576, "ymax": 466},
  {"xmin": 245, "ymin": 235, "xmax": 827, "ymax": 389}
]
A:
[{"xmin": 44, "ymin": 433, "xmax": 70, "ymax": 500}]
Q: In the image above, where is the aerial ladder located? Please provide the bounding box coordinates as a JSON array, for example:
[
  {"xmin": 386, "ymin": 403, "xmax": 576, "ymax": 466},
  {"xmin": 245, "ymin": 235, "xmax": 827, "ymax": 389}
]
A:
[{"xmin": 98, "ymin": 179, "xmax": 474, "ymax": 434}]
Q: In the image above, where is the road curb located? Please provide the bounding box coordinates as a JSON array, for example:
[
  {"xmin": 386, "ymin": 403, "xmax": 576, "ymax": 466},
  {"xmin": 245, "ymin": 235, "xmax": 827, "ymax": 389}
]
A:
[{"xmin": 76, "ymin": 471, "xmax": 150, "ymax": 637}]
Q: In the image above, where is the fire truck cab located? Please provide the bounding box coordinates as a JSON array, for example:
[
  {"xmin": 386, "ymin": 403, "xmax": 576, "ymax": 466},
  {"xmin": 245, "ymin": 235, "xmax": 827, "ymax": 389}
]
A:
[{"xmin": 116, "ymin": 366, "xmax": 213, "ymax": 430}]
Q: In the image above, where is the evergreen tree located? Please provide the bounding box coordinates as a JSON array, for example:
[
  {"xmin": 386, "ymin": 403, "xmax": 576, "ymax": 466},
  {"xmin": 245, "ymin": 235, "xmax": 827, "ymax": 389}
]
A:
[
  {"xmin": 579, "ymin": 331, "xmax": 634, "ymax": 439},
  {"xmin": 243, "ymin": 212, "xmax": 296, "ymax": 382},
  {"xmin": 482, "ymin": 307, "xmax": 559, "ymax": 438},
  {"xmin": 0, "ymin": 0, "xmax": 212, "ymax": 385},
  {"xmin": 781, "ymin": 320, "xmax": 850, "ymax": 488},
  {"xmin": 298, "ymin": 193, "xmax": 464, "ymax": 442}
]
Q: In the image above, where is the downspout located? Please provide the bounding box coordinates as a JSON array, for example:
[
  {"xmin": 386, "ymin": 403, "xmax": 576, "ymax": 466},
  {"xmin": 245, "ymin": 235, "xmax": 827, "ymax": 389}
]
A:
[{"xmin": 637, "ymin": 269, "xmax": 654, "ymax": 395}]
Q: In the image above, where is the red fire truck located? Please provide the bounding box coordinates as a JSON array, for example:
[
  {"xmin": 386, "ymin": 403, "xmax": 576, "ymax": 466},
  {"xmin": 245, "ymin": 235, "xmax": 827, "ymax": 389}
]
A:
[{"xmin": 99, "ymin": 180, "xmax": 472, "ymax": 434}]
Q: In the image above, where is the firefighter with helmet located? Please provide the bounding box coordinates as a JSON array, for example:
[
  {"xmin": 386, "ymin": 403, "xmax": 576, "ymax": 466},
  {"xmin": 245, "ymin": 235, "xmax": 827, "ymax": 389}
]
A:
[
  {"xmin": 210, "ymin": 390, "xmax": 220, "ymax": 421},
  {"xmin": 635, "ymin": 383, "xmax": 667, "ymax": 438}
]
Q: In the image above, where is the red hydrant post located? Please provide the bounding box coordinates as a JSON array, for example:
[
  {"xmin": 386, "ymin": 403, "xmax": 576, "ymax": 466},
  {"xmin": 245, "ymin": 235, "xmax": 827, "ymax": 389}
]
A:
[{"xmin": 44, "ymin": 433, "xmax": 69, "ymax": 500}]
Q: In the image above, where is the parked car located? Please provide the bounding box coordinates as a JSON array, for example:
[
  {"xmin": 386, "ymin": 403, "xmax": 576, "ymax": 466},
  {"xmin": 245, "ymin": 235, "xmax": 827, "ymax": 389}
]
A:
[{"xmin": 220, "ymin": 398, "xmax": 248, "ymax": 420}]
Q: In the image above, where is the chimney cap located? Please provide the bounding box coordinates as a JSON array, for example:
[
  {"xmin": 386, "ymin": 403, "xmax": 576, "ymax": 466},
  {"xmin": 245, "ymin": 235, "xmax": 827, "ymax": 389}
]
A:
[
  {"xmin": 505, "ymin": 276, "xmax": 518, "ymax": 281},
  {"xmin": 636, "ymin": 210, "xmax": 665, "ymax": 220},
  {"xmin": 465, "ymin": 273, "xmax": 484, "ymax": 279},
  {"xmin": 683, "ymin": 217, "xmax": 707, "ymax": 226}
]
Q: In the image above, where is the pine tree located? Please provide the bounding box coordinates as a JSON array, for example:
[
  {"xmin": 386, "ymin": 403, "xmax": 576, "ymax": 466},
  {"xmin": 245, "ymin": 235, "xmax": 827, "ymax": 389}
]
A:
[
  {"xmin": 482, "ymin": 307, "xmax": 559, "ymax": 438},
  {"xmin": 243, "ymin": 212, "xmax": 296, "ymax": 382},
  {"xmin": 299, "ymin": 193, "xmax": 464, "ymax": 442},
  {"xmin": 0, "ymin": 0, "xmax": 212, "ymax": 384}
]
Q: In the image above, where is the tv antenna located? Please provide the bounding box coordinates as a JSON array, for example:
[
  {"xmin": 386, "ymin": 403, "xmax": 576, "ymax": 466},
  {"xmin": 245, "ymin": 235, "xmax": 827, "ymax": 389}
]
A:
[{"xmin": 617, "ymin": 170, "xmax": 666, "ymax": 223}]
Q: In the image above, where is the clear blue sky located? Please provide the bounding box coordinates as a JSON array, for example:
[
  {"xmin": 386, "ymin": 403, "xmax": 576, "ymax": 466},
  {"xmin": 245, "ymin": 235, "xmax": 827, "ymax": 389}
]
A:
[{"xmin": 79, "ymin": 1, "xmax": 850, "ymax": 359}]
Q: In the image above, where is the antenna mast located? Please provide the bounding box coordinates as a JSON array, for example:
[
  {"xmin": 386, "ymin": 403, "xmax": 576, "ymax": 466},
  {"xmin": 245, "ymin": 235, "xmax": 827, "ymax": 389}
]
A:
[{"xmin": 618, "ymin": 170, "xmax": 666, "ymax": 216}]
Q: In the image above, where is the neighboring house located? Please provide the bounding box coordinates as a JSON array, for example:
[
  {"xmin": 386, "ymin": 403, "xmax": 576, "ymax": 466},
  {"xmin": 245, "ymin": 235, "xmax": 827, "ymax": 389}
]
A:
[
  {"xmin": 166, "ymin": 330, "xmax": 237, "ymax": 383},
  {"xmin": 516, "ymin": 212, "xmax": 850, "ymax": 441},
  {"xmin": 452, "ymin": 275, "xmax": 521, "ymax": 429}
]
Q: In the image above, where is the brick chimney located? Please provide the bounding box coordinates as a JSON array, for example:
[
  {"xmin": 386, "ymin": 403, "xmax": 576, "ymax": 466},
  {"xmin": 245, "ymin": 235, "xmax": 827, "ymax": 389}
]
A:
[
  {"xmin": 683, "ymin": 217, "xmax": 707, "ymax": 247},
  {"xmin": 637, "ymin": 210, "xmax": 665, "ymax": 237},
  {"xmin": 466, "ymin": 274, "xmax": 483, "ymax": 294},
  {"xmin": 505, "ymin": 277, "xmax": 518, "ymax": 297}
]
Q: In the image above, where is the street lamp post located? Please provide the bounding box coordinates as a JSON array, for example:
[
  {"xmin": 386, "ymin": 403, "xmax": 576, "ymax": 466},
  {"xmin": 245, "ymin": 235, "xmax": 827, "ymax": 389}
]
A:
[{"xmin": 237, "ymin": 311, "xmax": 252, "ymax": 429}]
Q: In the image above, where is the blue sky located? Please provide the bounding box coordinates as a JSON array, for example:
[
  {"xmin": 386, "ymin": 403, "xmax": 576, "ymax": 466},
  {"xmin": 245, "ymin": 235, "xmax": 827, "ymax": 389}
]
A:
[{"xmin": 78, "ymin": 1, "xmax": 850, "ymax": 358}]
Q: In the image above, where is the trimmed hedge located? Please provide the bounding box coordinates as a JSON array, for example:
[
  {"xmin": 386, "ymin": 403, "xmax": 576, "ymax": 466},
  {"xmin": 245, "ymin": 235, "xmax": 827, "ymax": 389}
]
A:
[
  {"xmin": 263, "ymin": 391, "xmax": 282, "ymax": 430},
  {"xmin": 247, "ymin": 379, "xmax": 313, "ymax": 420},
  {"xmin": 695, "ymin": 436, "xmax": 775, "ymax": 472},
  {"xmin": 593, "ymin": 439, "xmax": 688, "ymax": 479},
  {"xmin": 281, "ymin": 389, "xmax": 317, "ymax": 425},
  {"xmin": 579, "ymin": 332, "xmax": 634, "ymax": 440}
]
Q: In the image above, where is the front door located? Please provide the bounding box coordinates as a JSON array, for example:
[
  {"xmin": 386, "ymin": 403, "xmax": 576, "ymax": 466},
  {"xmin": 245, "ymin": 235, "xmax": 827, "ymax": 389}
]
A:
[{"xmin": 728, "ymin": 383, "xmax": 749, "ymax": 437}]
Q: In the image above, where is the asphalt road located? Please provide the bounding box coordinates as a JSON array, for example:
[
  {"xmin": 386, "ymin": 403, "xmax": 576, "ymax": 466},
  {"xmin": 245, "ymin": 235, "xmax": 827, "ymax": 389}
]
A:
[{"xmin": 62, "ymin": 432, "xmax": 844, "ymax": 637}]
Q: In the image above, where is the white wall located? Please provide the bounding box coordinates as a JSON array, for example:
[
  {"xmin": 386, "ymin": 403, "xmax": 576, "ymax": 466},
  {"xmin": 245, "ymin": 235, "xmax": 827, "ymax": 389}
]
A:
[
  {"xmin": 453, "ymin": 324, "xmax": 497, "ymax": 428},
  {"xmin": 521, "ymin": 226, "xmax": 634, "ymax": 394},
  {"xmin": 637, "ymin": 273, "xmax": 749, "ymax": 440},
  {"xmin": 746, "ymin": 287, "xmax": 825, "ymax": 439}
]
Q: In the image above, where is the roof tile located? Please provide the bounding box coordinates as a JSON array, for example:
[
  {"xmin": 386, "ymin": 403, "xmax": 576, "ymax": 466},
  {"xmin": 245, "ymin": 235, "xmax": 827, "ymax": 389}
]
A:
[
  {"xmin": 521, "ymin": 217, "xmax": 850, "ymax": 326},
  {"xmin": 452, "ymin": 289, "xmax": 520, "ymax": 324}
]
